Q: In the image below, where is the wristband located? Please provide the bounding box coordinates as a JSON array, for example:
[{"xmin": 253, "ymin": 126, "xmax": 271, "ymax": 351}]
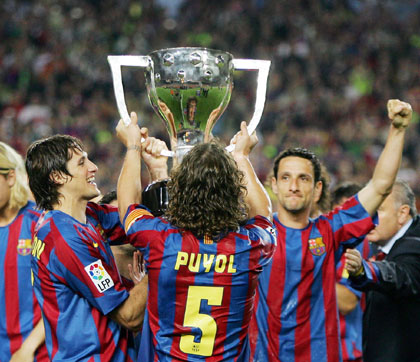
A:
[{"xmin": 353, "ymin": 265, "xmax": 365, "ymax": 277}]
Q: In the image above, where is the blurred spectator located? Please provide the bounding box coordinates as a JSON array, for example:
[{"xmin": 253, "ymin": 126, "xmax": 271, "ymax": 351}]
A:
[{"xmin": 1, "ymin": 0, "xmax": 419, "ymax": 199}]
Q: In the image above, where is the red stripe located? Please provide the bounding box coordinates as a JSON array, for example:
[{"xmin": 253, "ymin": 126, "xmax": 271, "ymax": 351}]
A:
[
  {"xmin": 37, "ymin": 245, "xmax": 60, "ymax": 359},
  {"xmin": 319, "ymin": 222, "xmax": 341, "ymax": 362},
  {"xmin": 236, "ymin": 235, "xmax": 265, "ymax": 360},
  {"xmin": 143, "ymin": 229, "xmax": 173, "ymax": 359},
  {"xmin": 294, "ymin": 227, "xmax": 313, "ymax": 362},
  {"xmin": 5, "ymin": 214, "xmax": 24, "ymax": 354},
  {"xmin": 248, "ymin": 289, "xmax": 259, "ymax": 358},
  {"xmin": 211, "ymin": 237, "xmax": 237, "ymax": 360},
  {"xmin": 265, "ymin": 222, "xmax": 286, "ymax": 359},
  {"xmin": 339, "ymin": 313, "xmax": 349, "ymax": 360},
  {"xmin": 169, "ymin": 233, "xmax": 198, "ymax": 359}
]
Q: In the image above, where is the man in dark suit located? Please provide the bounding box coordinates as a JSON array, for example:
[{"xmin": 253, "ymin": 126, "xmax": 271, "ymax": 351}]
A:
[{"xmin": 345, "ymin": 179, "xmax": 420, "ymax": 362}]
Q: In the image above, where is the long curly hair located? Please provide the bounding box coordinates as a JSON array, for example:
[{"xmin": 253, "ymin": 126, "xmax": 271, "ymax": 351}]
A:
[{"xmin": 165, "ymin": 141, "xmax": 248, "ymax": 239}]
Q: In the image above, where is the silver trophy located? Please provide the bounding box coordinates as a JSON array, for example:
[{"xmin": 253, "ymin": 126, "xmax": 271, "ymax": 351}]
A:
[{"xmin": 108, "ymin": 47, "xmax": 270, "ymax": 214}]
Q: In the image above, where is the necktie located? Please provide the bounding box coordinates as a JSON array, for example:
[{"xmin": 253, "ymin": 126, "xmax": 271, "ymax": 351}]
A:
[{"xmin": 375, "ymin": 251, "xmax": 386, "ymax": 261}]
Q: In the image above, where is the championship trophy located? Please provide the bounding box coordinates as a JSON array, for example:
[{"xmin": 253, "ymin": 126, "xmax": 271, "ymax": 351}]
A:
[{"xmin": 108, "ymin": 47, "xmax": 270, "ymax": 215}]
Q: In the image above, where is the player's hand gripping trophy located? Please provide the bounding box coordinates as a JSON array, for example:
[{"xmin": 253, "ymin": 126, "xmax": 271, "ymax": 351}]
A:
[{"xmin": 108, "ymin": 47, "xmax": 270, "ymax": 215}]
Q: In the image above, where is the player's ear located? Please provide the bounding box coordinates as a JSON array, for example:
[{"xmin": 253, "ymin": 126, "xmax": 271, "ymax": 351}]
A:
[
  {"xmin": 50, "ymin": 171, "xmax": 67, "ymax": 185},
  {"xmin": 5, "ymin": 169, "xmax": 16, "ymax": 188},
  {"xmin": 397, "ymin": 204, "xmax": 411, "ymax": 226},
  {"xmin": 271, "ymin": 176, "xmax": 278, "ymax": 195},
  {"xmin": 313, "ymin": 180, "xmax": 323, "ymax": 203}
]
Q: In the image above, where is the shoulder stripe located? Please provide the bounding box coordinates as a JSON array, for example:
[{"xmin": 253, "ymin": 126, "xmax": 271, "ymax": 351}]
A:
[{"xmin": 125, "ymin": 208, "xmax": 153, "ymax": 231}]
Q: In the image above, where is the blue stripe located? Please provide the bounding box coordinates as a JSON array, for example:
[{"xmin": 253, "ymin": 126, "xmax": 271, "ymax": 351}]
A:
[
  {"xmin": 309, "ymin": 241, "xmax": 329, "ymax": 362},
  {"xmin": 0, "ymin": 227, "xmax": 11, "ymax": 360}
]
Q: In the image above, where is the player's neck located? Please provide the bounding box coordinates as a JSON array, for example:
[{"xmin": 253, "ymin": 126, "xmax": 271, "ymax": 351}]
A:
[
  {"xmin": 277, "ymin": 205, "xmax": 310, "ymax": 229},
  {"xmin": 0, "ymin": 203, "xmax": 19, "ymax": 227},
  {"xmin": 54, "ymin": 197, "xmax": 88, "ymax": 224}
]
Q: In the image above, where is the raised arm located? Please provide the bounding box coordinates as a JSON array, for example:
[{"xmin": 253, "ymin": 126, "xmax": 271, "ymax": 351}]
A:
[
  {"xmin": 116, "ymin": 112, "xmax": 143, "ymax": 223},
  {"xmin": 358, "ymin": 99, "xmax": 412, "ymax": 215},
  {"xmin": 231, "ymin": 121, "xmax": 272, "ymax": 220},
  {"xmin": 116, "ymin": 112, "xmax": 169, "ymax": 222}
]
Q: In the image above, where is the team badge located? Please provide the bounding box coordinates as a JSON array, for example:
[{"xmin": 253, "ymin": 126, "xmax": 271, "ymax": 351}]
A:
[
  {"xmin": 308, "ymin": 237, "xmax": 326, "ymax": 256},
  {"xmin": 84, "ymin": 260, "xmax": 114, "ymax": 293},
  {"xmin": 95, "ymin": 223, "xmax": 106, "ymax": 239},
  {"xmin": 17, "ymin": 239, "xmax": 32, "ymax": 256}
]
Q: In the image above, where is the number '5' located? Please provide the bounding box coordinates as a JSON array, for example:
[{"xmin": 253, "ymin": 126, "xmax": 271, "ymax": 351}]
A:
[{"xmin": 180, "ymin": 285, "xmax": 224, "ymax": 356}]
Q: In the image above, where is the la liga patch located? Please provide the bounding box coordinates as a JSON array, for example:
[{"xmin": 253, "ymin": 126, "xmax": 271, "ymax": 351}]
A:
[{"xmin": 85, "ymin": 259, "xmax": 114, "ymax": 293}]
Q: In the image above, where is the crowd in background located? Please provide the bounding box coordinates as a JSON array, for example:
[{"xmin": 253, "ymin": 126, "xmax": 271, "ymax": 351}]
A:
[{"xmin": 1, "ymin": 0, "xmax": 420, "ymax": 199}]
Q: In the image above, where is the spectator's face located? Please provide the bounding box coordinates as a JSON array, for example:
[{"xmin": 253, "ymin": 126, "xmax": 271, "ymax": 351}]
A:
[
  {"xmin": 366, "ymin": 192, "xmax": 399, "ymax": 245},
  {"xmin": 272, "ymin": 156, "xmax": 322, "ymax": 214},
  {"xmin": 0, "ymin": 172, "xmax": 14, "ymax": 209},
  {"xmin": 56, "ymin": 148, "xmax": 100, "ymax": 202}
]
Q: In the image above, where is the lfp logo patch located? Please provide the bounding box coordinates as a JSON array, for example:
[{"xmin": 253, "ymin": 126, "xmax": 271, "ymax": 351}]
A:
[
  {"xmin": 308, "ymin": 237, "xmax": 326, "ymax": 256},
  {"xmin": 84, "ymin": 260, "xmax": 114, "ymax": 293},
  {"xmin": 17, "ymin": 239, "xmax": 32, "ymax": 256}
]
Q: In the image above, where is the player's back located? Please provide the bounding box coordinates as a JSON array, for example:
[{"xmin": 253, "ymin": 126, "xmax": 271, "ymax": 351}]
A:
[{"xmin": 126, "ymin": 208, "xmax": 276, "ymax": 362}]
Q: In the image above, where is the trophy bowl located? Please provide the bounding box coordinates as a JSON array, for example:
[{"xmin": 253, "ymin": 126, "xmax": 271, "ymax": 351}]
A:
[
  {"xmin": 145, "ymin": 47, "xmax": 233, "ymax": 160},
  {"xmin": 108, "ymin": 47, "xmax": 270, "ymax": 160}
]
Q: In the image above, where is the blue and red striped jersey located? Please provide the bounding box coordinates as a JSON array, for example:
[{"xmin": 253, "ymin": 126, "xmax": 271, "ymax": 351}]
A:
[
  {"xmin": 336, "ymin": 238, "xmax": 372, "ymax": 362},
  {"xmin": 0, "ymin": 201, "xmax": 48, "ymax": 361},
  {"xmin": 31, "ymin": 202, "xmax": 137, "ymax": 361},
  {"xmin": 249, "ymin": 195, "xmax": 376, "ymax": 362},
  {"xmin": 123, "ymin": 204, "xmax": 277, "ymax": 361}
]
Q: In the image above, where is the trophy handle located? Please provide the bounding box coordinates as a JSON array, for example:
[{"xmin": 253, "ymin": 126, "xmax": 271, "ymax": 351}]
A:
[
  {"xmin": 107, "ymin": 55, "xmax": 174, "ymax": 157},
  {"xmin": 225, "ymin": 59, "xmax": 271, "ymax": 153}
]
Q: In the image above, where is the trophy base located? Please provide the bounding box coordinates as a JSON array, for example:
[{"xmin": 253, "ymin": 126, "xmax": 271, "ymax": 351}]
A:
[{"xmin": 141, "ymin": 179, "xmax": 169, "ymax": 216}]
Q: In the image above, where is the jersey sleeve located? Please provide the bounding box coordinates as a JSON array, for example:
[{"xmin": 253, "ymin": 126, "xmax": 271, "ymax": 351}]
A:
[
  {"xmin": 327, "ymin": 194, "xmax": 377, "ymax": 251},
  {"xmin": 244, "ymin": 215, "xmax": 277, "ymax": 266},
  {"xmin": 87, "ymin": 202, "xmax": 127, "ymax": 245},
  {"xmin": 123, "ymin": 204, "xmax": 168, "ymax": 251},
  {"xmin": 47, "ymin": 221, "xmax": 129, "ymax": 315}
]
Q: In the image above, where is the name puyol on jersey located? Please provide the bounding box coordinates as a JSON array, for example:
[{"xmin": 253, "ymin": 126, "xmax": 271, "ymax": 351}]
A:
[{"xmin": 84, "ymin": 259, "xmax": 114, "ymax": 293}]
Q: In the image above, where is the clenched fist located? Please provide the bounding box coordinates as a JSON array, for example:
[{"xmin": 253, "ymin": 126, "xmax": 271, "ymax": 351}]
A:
[{"xmin": 387, "ymin": 99, "xmax": 412, "ymax": 129}]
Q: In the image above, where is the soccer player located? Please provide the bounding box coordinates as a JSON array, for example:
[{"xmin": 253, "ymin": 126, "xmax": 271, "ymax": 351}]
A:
[
  {"xmin": 116, "ymin": 113, "xmax": 277, "ymax": 361},
  {"xmin": 0, "ymin": 142, "xmax": 48, "ymax": 361},
  {"xmin": 25, "ymin": 135, "xmax": 148, "ymax": 361},
  {"xmin": 249, "ymin": 99, "xmax": 412, "ymax": 361}
]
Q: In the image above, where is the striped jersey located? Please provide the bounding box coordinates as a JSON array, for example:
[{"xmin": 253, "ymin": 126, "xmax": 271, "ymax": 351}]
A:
[
  {"xmin": 335, "ymin": 238, "xmax": 371, "ymax": 362},
  {"xmin": 31, "ymin": 202, "xmax": 137, "ymax": 361},
  {"xmin": 249, "ymin": 195, "xmax": 376, "ymax": 362},
  {"xmin": 0, "ymin": 201, "xmax": 48, "ymax": 361},
  {"xmin": 123, "ymin": 204, "xmax": 277, "ymax": 361}
]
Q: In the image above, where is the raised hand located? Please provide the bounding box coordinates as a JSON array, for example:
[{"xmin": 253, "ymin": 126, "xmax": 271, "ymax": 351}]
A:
[{"xmin": 387, "ymin": 99, "xmax": 412, "ymax": 129}]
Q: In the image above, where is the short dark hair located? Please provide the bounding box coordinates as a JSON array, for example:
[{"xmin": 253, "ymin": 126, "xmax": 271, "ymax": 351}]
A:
[
  {"xmin": 165, "ymin": 141, "xmax": 248, "ymax": 239},
  {"xmin": 100, "ymin": 190, "xmax": 117, "ymax": 205},
  {"xmin": 331, "ymin": 182, "xmax": 362, "ymax": 208},
  {"xmin": 26, "ymin": 135, "xmax": 84, "ymax": 210},
  {"xmin": 273, "ymin": 147, "xmax": 321, "ymax": 183}
]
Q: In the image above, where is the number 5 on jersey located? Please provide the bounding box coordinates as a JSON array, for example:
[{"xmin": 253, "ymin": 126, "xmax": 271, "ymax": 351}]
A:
[{"xmin": 180, "ymin": 286, "xmax": 224, "ymax": 356}]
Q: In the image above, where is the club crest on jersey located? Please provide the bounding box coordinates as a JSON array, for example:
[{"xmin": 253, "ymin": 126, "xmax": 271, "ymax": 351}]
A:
[
  {"xmin": 17, "ymin": 239, "xmax": 32, "ymax": 256},
  {"xmin": 95, "ymin": 223, "xmax": 106, "ymax": 241},
  {"xmin": 84, "ymin": 259, "xmax": 114, "ymax": 293},
  {"xmin": 308, "ymin": 237, "xmax": 326, "ymax": 256}
]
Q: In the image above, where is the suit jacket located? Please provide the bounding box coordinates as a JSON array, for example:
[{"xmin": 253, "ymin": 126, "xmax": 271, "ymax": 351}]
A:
[{"xmin": 350, "ymin": 215, "xmax": 420, "ymax": 362}]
